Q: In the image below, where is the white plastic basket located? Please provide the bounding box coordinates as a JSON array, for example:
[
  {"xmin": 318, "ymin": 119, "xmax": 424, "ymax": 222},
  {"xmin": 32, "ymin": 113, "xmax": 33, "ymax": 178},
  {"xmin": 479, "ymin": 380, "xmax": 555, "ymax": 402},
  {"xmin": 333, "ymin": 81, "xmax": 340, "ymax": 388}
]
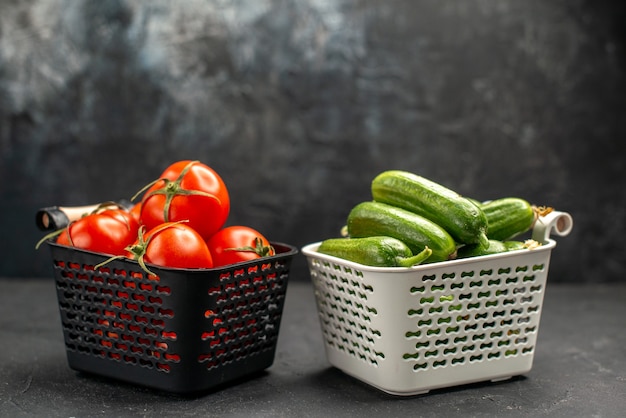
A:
[{"xmin": 302, "ymin": 211, "xmax": 573, "ymax": 395}]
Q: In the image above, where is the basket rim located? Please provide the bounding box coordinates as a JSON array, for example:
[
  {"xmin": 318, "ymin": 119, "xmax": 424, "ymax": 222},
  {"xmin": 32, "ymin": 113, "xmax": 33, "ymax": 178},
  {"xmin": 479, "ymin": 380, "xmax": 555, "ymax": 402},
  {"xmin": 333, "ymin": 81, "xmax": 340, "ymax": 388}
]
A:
[
  {"xmin": 46, "ymin": 240, "xmax": 298, "ymax": 273},
  {"xmin": 301, "ymin": 239, "xmax": 556, "ymax": 273}
]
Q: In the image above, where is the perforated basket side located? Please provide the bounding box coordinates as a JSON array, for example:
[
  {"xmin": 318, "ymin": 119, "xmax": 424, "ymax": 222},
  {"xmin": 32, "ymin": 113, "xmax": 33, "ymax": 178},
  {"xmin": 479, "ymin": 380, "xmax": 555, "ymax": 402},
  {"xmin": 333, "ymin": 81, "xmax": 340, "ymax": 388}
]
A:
[
  {"xmin": 303, "ymin": 241, "xmax": 555, "ymax": 395},
  {"xmin": 49, "ymin": 241, "xmax": 297, "ymax": 393}
]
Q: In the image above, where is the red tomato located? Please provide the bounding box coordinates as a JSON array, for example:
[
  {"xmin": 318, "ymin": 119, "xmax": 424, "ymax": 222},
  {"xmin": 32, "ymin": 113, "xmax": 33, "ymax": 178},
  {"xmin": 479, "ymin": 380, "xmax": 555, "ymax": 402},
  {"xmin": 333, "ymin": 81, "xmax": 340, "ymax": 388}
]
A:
[
  {"xmin": 206, "ymin": 226, "xmax": 275, "ymax": 267},
  {"xmin": 126, "ymin": 222, "xmax": 213, "ymax": 270},
  {"xmin": 138, "ymin": 160, "xmax": 230, "ymax": 240},
  {"xmin": 56, "ymin": 208, "xmax": 140, "ymax": 256},
  {"xmin": 129, "ymin": 202, "xmax": 142, "ymax": 224}
]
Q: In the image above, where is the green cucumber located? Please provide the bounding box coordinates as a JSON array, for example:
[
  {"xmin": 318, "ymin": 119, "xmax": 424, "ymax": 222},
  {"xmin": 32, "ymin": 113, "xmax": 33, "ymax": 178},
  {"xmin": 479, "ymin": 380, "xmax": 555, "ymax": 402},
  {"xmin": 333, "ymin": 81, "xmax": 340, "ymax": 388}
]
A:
[
  {"xmin": 503, "ymin": 240, "xmax": 525, "ymax": 251},
  {"xmin": 317, "ymin": 236, "xmax": 433, "ymax": 267},
  {"xmin": 371, "ymin": 170, "xmax": 489, "ymax": 248},
  {"xmin": 504, "ymin": 239, "xmax": 542, "ymax": 251},
  {"xmin": 457, "ymin": 240, "xmax": 508, "ymax": 259},
  {"xmin": 481, "ymin": 197, "xmax": 536, "ymax": 241},
  {"xmin": 346, "ymin": 201, "xmax": 457, "ymax": 263},
  {"xmin": 466, "ymin": 197, "xmax": 484, "ymax": 208}
]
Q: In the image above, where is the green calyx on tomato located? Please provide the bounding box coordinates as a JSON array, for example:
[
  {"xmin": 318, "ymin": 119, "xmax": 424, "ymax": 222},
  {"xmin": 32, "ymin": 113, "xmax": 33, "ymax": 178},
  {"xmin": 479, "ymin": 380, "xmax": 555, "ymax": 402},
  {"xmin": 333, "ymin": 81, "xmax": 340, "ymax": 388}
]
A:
[
  {"xmin": 126, "ymin": 221, "xmax": 214, "ymax": 273},
  {"xmin": 95, "ymin": 220, "xmax": 214, "ymax": 275},
  {"xmin": 133, "ymin": 161, "xmax": 214, "ymax": 217},
  {"xmin": 133, "ymin": 160, "xmax": 230, "ymax": 240},
  {"xmin": 123, "ymin": 223, "xmax": 163, "ymax": 276},
  {"xmin": 206, "ymin": 225, "xmax": 274, "ymax": 267},
  {"xmin": 133, "ymin": 161, "xmax": 220, "ymax": 224},
  {"xmin": 226, "ymin": 237, "xmax": 275, "ymax": 258}
]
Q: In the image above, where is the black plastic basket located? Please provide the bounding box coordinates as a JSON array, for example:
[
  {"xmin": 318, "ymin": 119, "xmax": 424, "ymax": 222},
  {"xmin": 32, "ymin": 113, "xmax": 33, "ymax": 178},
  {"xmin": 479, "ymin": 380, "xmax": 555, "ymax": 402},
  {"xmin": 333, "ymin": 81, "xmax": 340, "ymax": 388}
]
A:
[{"xmin": 46, "ymin": 240, "xmax": 298, "ymax": 394}]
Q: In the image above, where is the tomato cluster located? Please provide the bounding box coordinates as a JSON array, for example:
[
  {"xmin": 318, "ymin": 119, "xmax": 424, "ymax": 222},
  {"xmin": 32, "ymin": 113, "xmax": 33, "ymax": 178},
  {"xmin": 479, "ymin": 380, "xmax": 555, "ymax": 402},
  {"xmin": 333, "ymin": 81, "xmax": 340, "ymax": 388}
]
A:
[{"xmin": 46, "ymin": 160, "xmax": 275, "ymax": 271}]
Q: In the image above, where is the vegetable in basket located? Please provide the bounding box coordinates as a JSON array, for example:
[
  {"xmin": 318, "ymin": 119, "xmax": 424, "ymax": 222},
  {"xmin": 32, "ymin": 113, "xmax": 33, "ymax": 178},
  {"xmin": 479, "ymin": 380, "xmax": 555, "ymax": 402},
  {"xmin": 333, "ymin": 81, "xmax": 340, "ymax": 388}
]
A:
[
  {"xmin": 206, "ymin": 225, "xmax": 275, "ymax": 268},
  {"xmin": 371, "ymin": 170, "xmax": 489, "ymax": 248},
  {"xmin": 457, "ymin": 238, "xmax": 543, "ymax": 258},
  {"xmin": 346, "ymin": 201, "xmax": 457, "ymax": 263},
  {"xmin": 133, "ymin": 160, "xmax": 230, "ymax": 241},
  {"xmin": 457, "ymin": 239, "xmax": 508, "ymax": 258},
  {"xmin": 317, "ymin": 236, "xmax": 432, "ymax": 267},
  {"xmin": 479, "ymin": 197, "xmax": 537, "ymax": 241},
  {"xmin": 125, "ymin": 221, "xmax": 214, "ymax": 274},
  {"xmin": 504, "ymin": 240, "xmax": 542, "ymax": 251},
  {"xmin": 36, "ymin": 160, "xmax": 287, "ymax": 272},
  {"xmin": 35, "ymin": 203, "xmax": 139, "ymax": 256}
]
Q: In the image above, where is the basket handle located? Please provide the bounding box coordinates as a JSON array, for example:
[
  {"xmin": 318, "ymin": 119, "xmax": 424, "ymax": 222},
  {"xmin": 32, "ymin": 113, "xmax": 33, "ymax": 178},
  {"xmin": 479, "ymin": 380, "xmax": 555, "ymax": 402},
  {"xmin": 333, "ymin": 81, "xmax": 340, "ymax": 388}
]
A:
[
  {"xmin": 35, "ymin": 200, "xmax": 134, "ymax": 231},
  {"xmin": 531, "ymin": 210, "xmax": 573, "ymax": 244}
]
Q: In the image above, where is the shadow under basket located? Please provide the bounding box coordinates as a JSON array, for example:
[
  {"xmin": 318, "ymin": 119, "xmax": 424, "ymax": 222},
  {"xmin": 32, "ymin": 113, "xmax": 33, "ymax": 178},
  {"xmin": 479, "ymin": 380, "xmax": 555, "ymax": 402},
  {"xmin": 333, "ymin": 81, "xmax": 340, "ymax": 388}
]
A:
[
  {"xmin": 46, "ymin": 241, "xmax": 298, "ymax": 394},
  {"xmin": 302, "ymin": 211, "xmax": 573, "ymax": 396}
]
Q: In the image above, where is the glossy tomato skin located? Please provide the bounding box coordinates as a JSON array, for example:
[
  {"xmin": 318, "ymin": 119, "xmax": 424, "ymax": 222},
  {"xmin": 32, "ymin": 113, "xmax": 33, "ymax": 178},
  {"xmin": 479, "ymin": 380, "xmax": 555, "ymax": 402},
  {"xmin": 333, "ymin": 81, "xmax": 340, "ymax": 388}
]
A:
[
  {"xmin": 129, "ymin": 203, "xmax": 142, "ymax": 224},
  {"xmin": 128, "ymin": 222, "xmax": 213, "ymax": 269},
  {"xmin": 139, "ymin": 161, "xmax": 230, "ymax": 241},
  {"xmin": 56, "ymin": 209, "xmax": 140, "ymax": 256},
  {"xmin": 206, "ymin": 226, "xmax": 274, "ymax": 268}
]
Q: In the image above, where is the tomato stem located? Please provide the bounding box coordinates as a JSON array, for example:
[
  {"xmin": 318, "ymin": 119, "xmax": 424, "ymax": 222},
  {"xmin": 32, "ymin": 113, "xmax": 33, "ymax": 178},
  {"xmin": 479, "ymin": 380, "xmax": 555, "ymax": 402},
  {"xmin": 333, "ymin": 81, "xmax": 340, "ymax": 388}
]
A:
[
  {"xmin": 125, "ymin": 225, "xmax": 155, "ymax": 276},
  {"xmin": 35, "ymin": 228, "xmax": 65, "ymax": 249},
  {"xmin": 225, "ymin": 237, "xmax": 275, "ymax": 257},
  {"xmin": 137, "ymin": 161, "xmax": 222, "ymax": 223},
  {"xmin": 94, "ymin": 255, "xmax": 125, "ymax": 270},
  {"xmin": 125, "ymin": 220, "xmax": 190, "ymax": 276}
]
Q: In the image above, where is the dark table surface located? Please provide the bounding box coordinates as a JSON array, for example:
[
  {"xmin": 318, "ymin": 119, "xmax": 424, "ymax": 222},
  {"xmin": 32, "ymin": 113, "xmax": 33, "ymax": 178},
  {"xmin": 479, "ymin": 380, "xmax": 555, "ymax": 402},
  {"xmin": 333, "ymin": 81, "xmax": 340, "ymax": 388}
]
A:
[{"xmin": 1, "ymin": 277, "xmax": 624, "ymax": 417}]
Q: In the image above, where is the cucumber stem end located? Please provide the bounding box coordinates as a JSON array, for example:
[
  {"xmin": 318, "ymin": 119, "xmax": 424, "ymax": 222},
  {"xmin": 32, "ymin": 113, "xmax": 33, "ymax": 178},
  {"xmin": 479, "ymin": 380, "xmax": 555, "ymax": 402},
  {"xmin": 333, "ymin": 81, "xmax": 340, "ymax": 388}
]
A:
[{"xmin": 397, "ymin": 246, "xmax": 432, "ymax": 267}]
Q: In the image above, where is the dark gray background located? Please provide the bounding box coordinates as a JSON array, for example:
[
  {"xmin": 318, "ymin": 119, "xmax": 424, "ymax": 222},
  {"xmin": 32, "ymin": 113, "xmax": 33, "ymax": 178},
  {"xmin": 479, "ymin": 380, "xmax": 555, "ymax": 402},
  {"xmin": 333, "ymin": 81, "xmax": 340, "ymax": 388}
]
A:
[{"xmin": 1, "ymin": 0, "xmax": 624, "ymax": 282}]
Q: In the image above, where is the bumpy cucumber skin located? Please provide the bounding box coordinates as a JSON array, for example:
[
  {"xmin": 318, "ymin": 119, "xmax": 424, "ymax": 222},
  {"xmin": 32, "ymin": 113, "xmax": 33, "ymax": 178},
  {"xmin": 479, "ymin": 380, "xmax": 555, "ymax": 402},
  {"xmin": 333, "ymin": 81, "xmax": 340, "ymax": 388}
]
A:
[
  {"xmin": 371, "ymin": 170, "xmax": 489, "ymax": 247},
  {"xmin": 346, "ymin": 201, "xmax": 456, "ymax": 263},
  {"xmin": 317, "ymin": 236, "xmax": 427, "ymax": 267},
  {"xmin": 481, "ymin": 197, "xmax": 535, "ymax": 241},
  {"xmin": 457, "ymin": 240, "xmax": 508, "ymax": 259}
]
